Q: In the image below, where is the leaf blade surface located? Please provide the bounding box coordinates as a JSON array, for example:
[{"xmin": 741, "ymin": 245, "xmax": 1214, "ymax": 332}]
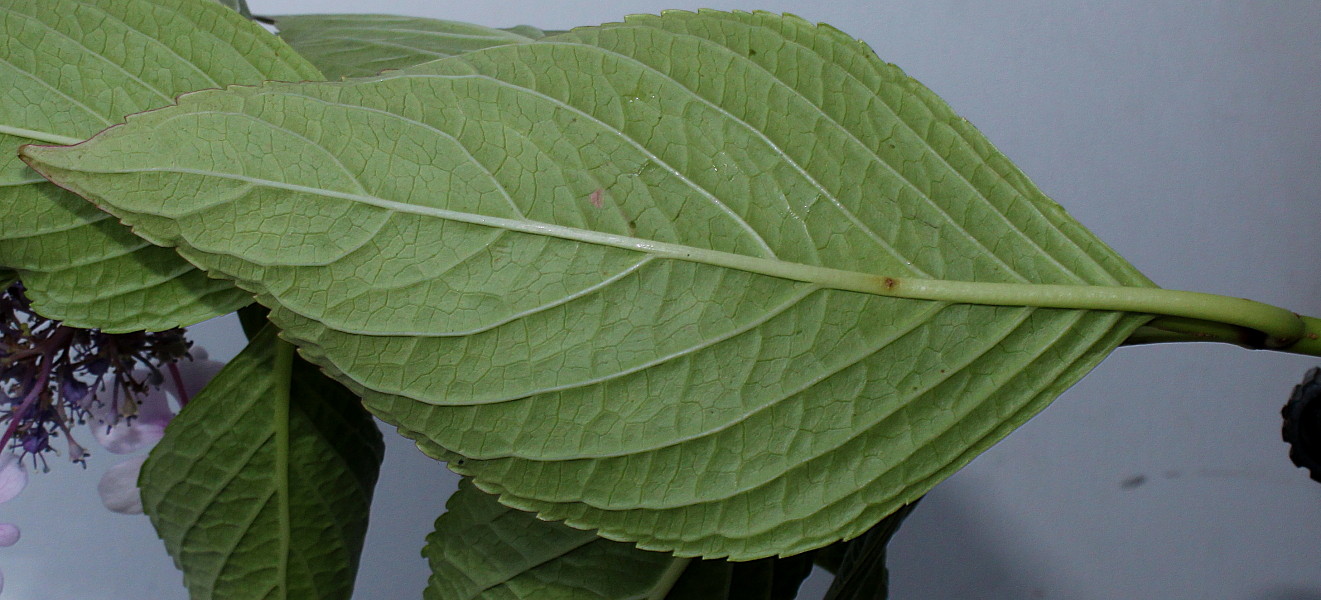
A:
[
  {"xmin": 425, "ymin": 477, "xmax": 679, "ymax": 600},
  {"xmin": 273, "ymin": 14, "xmax": 554, "ymax": 79},
  {"xmin": 139, "ymin": 325, "xmax": 384, "ymax": 599},
  {"xmin": 0, "ymin": 0, "xmax": 321, "ymax": 331},
  {"xmin": 25, "ymin": 10, "xmax": 1154, "ymax": 558}
]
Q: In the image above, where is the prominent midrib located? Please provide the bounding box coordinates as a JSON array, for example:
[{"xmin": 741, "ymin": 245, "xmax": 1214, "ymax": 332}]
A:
[
  {"xmin": 272, "ymin": 340, "xmax": 295, "ymax": 599},
  {"xmin": 0, "ymin": 124, "xmax": 84, "ymax": 147},
  {"xmin": 54, "ymin": 163, "xmax": 1305, "ymax": 341}
]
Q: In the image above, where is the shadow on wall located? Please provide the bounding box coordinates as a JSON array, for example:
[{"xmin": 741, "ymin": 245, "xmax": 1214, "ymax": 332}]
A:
[{"xmin": 883, "ymin": 479, "xmax": 1076, "ymax": 600}]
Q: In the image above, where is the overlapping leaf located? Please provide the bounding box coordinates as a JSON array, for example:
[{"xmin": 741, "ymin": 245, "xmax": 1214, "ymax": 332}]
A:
[
  {"xmin": 0, "ymin": 0, "xmax": 321, "ymax": 331},
  {"xmin": 663, "ymin": 554, "xmax": 817, "ymax": 599},
  {"xmin": 815, "ymin": 503, "xmax": 916, "ymax": 600},
  {"xmin": 273, "ymin": 14, "xmax": 556, "ymax": 79},
  {"xmin": 428, "ymin": 477, "xmax": 818, "ymax": 599},
  {"xmin": 139, "ymin": 324, "xmax": 384, "ymax": 599},
  {"xmin": 426, "ymin": 477, "xmax": 681, "ymax": 599},
  {"xmin": 23, "ymin": 10, "xmax": 1155, "ymax": 558}
]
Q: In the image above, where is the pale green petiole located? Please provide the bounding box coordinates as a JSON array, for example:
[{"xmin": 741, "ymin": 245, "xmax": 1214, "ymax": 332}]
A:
[
  {"xmin": 0, "ymin": 124, "xmax": 83, "ymax": 147},
  {"xmin": 866, "ymin": 277, "xmax": 1321, "ymax": 356}
]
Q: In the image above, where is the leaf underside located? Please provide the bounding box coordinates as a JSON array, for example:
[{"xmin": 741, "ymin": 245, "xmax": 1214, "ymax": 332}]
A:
[
  {"xmin": 0, "ymin": 0, "xmax": 321, "ymax": 331},
  {"xmin": 426, "ymin": 477, "xmax": 678, "ymax": 600},
  {"xmin": 273, "ymin": 13, "xmax": 556, "ymax": 80},
  {"xmin": 139, "ymin": 324, "xmax": 384, "ymax": 600},
  {"xmin": 429, "ymin": 477, "xmax": 823, "ymax": 600},
  {"xmin": 25, "ymin": 10, "xmax": 1153, "ymax": 559}
]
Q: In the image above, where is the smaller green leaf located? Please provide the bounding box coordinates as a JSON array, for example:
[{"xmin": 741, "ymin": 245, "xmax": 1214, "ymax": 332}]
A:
[
  {"xmin": 237, "ymin": 302, "xmax": 271, "ymax": 340},
  {"xmin": 0, "ymin": 269, "xmax": 14, "ymax": 289},
  {"xmin": 663, "ymin": 553, "xmax": 817, "ymax": 600},
  {"xmin": 140, "ymin": 325, "xmax": 384, "ymax": 599},
  {"xmin": 426, "ymin": 477, "xmax": 682, "ymax": 599},
  {"xmin": 0, "ymin": 0, "xmax": 320, "ymax": 331},
  {"xmin": 819, "ymin": 503, "xmax": 918, "ymax": 600},
  {"xmin": 428, "ymin": 478, "xmax": 823, "ymax": 599},
  {"xmin": 272, "ymin": 14, "xmax": 554, "ymax": 78}
]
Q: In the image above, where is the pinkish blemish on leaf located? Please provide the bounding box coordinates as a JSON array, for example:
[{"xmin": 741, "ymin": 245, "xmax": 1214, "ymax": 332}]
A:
[{"xmin": 589, "ymin": 188, "xmax": 604, "ymax": 209}]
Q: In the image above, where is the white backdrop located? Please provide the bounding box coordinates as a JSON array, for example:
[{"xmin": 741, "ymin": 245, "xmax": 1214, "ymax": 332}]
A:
[{"xmin": 4, "ymin": 1, "xmax": 1320, "ymax": 599}]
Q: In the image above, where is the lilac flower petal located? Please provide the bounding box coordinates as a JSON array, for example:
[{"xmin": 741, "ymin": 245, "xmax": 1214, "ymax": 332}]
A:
[
  {"xmin": 0, "ymin": 523, "xmax": 19, "ymax": 547},
  {"xmin": 88, "ymin": 348, "xmax": 225, "ymax": 454},
  {"xmin": 93, "ymin": 411, "xmax": 165, "ymax": 455},
  {"xmin": 98, "ymin": 455, "xmax": 147, "ymax": 514},
  {"xmin": 135, "ymin": 386, "xmax": 174, "ymax": 429},
  {"xmin": 0, "ymin": 453, "xmax": 27, "ymax": 503}
]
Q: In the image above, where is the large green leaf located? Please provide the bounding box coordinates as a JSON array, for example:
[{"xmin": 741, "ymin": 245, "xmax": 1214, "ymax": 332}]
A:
[
  {"xmin": 139, "ymin": 324, "xmax": 384, "ymax": 599},
  {"xmin": 426, "ymin": 477, "xmax": 682, "ymax": 599},
  {"xmin": 273, "ymin": 14, "xmax": 556, "ymax": 79},
  {"xmin": 0, "ymin": 0, "xmax": 321, "ymax": 331},
  {"xmin": 23, "ymin": 10, "xmax": 1154, "ymax": 558}
]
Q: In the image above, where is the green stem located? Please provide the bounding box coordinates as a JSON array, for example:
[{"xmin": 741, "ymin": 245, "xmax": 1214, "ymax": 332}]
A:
[
  {"xmin": 871, "ymin": 277, "xmax": 1318, "ymax": 355},
  {"xmin": 1122, "ymin": 317, "xmax": 1260, "ymax": 348},
  {"xmin": 272, "ymin": 338, "xmax": 295, "ymax": 597},
  {"xmin": 1122, "ymin": 314, "xmax": 1321, "ymax": 356},
  {"xmin": 0, "ymin": 124, "xmax": 83, "ymax": 147},
  {"xmin": 646, "ymin": 557, "xmax": 692, "ymax": 600}
]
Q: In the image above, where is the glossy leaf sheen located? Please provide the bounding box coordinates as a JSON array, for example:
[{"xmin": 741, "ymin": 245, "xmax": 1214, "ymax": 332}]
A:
[
  {"xmin": 25, "ymin": 11, "xmax": 1153, "ymax": 558},
  {"xmin": 0, "ymin": 0, "xmax": 320, "ymax": 331},
  {"xmin": 139, "ymin": 325, "xmax": 384, "ymax": 599},
  {"xmin": 274, "ymin": 14, "xmax": 555, "ymax": 79},
  {"xmin": 426, "ymin": 477, "xmax": 677, "ymax": 600}
]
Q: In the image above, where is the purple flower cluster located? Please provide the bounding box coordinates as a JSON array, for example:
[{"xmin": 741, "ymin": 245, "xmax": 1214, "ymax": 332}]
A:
[{"xmin": 0, "ymin": 281, "xmax": 193, "ymax": 469}]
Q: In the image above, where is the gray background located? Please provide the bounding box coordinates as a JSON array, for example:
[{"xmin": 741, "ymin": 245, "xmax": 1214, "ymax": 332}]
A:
[{"xmin": 4, "ymin": 1, "xmax": 1320, "ymax": 598}]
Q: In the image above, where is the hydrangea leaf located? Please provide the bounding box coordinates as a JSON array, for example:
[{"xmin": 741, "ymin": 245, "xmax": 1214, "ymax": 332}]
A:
[
  {"xmin": 0, "ymin": 0, "xmax": 321, "ymax": 331},
  {"xmin": 272, "ymin": 14, "xmax": 556, "ymax": 79},
  {"xmin": 23, "ymin": 10, "xmax": 1155, "ymax": 558},
  {"xmin": 427, "ymin": 477, "xmax": 820, "ymax": 599},
  {"xmin": 662, "ymin": 553, "xmax": 817, "ymax": 599},
  {"xmin": 139, "ymin": 324, "xmax": 384, "ymax": 599},
  {"xmin": 426, "ymin": 477, "xmax": 682, "ymax": 600}
]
